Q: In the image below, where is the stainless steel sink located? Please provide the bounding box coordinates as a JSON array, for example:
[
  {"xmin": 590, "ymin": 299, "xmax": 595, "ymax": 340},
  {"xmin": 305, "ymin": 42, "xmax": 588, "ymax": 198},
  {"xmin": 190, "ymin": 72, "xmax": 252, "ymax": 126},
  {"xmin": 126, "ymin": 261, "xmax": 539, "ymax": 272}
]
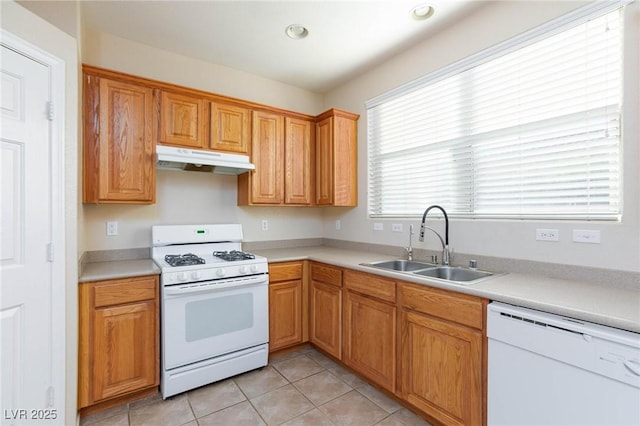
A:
[
  {"xmin": 365, "ymin": 259, "xmax": 435, "ymax": 272},
  {"xmin": 361, "ymin": 259, "xmax": 498, "ymax": 285},
  {"xmin": 414, "ymin": 266, "xmax": 493, "ymax": 282}
]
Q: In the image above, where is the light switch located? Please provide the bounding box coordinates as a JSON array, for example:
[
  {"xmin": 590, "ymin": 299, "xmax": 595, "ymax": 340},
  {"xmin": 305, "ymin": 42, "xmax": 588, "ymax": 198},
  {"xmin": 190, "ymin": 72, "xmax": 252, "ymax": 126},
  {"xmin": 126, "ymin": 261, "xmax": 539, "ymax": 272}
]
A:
[{"xmin": 573, "ymin": 229, "xmax": 600, "ymax": 244}]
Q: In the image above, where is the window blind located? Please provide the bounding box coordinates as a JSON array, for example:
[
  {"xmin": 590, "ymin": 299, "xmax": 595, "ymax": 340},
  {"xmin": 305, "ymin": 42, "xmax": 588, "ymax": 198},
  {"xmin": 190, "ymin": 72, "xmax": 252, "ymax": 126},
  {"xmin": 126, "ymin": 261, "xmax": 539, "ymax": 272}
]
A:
[{"xmin": 367, "ymin": 5, "xmax": 624, "ymax": 220}]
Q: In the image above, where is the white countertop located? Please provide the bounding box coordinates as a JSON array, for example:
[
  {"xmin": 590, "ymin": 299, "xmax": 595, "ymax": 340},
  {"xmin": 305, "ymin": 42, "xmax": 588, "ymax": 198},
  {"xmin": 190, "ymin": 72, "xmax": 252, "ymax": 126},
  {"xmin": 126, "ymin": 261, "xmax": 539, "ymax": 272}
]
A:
[
  {"xmin": 79, "ymin": 259, "xmax": 160, "ymax": 283},
  {"xmin": 252, "ymin": 246, "xmax": 640, "ymax": 333}
]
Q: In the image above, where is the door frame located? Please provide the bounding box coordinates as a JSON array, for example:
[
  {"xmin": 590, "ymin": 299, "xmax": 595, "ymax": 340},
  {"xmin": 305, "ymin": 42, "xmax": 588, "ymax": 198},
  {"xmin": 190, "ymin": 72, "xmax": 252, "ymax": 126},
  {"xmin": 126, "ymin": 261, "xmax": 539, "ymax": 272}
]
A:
[{"xmin": 1, "ymin": 28, "xmax": 67, "ymax": 418}]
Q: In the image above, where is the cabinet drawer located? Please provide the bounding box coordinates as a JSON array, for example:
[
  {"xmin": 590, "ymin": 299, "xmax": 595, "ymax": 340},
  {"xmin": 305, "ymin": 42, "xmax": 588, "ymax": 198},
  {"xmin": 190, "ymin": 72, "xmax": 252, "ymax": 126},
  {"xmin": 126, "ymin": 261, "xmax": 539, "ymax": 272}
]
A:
[
  {"xmin": 269, "ymin": 262, "xmax": 303, "ymax": 282},
  {"xmin": 310, "ymin": 262, "xmax": 342, "ymax": 287},
  {"xmin": 400, "ymin": 282, "xmax": 484, "ymax": 330},
  {"xmin": 94, "ymin": 276, "xmax": 158, "ymax": 308},
  {"xmin": 344, "ymin": 270, "xmax": 396, "ymax": 303}
]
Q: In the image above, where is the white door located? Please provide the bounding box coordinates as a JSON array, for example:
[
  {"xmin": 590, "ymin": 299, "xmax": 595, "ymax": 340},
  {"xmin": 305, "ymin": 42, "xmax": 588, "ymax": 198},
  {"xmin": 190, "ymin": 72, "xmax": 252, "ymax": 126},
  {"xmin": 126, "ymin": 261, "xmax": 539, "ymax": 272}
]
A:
[{"xmin": 1, "ymin": 44, "xmax": 55, "ymax": 423}]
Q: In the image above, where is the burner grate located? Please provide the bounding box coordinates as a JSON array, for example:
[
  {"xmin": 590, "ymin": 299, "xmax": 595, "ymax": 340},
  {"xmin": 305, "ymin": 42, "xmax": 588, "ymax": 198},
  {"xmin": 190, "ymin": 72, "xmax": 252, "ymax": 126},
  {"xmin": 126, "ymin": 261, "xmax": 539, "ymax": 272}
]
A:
[
  {"xmin": 165, "ymin": 253, "xmax": 206, "ymax": 267},
  {"xmin": 213, "ymin": 250, "xmax": 256, "ymax": 262}
]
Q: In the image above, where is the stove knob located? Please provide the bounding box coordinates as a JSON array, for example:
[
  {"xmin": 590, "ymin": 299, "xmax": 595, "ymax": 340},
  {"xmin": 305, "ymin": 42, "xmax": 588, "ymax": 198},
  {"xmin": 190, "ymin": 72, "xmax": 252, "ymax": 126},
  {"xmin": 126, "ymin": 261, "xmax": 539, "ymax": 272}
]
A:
[
  {"xmin": 177, "ymin": 272, "xmax": 187, "ymax": 282},
  {"xmin": 239, "ymin": 265, "xmax": 248, "ymax": 275},
  {"xmin": 251, "ymin": 265, "xmax": 259, "ymax": 273},
  {"xmin": 216, "ymin": 268, "xmax": 226, "ymax": 278},
  {"xmin": 191, "ymin": 271, "xmax": 201, "ymax": 280}
]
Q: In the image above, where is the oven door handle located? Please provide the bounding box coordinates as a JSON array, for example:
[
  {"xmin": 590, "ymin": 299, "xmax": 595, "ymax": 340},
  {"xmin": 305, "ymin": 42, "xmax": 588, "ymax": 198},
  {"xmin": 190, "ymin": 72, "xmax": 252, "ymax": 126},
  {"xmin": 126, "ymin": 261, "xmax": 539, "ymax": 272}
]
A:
[{"xmin": 164, "ymin": 276, "xmax": 268, "ymax": 296}]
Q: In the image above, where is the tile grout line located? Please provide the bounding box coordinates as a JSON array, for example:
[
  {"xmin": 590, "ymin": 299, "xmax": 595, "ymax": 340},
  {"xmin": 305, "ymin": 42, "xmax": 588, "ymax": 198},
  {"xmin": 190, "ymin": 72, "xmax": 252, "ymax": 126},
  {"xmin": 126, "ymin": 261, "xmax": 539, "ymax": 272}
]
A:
[
  {"xmin": 184, "ymin": 391, "xmax": 198, "ymax": 425},
  {"xmin": 232, "ymin": 373, "xmax": 270, "ymax": 426}
]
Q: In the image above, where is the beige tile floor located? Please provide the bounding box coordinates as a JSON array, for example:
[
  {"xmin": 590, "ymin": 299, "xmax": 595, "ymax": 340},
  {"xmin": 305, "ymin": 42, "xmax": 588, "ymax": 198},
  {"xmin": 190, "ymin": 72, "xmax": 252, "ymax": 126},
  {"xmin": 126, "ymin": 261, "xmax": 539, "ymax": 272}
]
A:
[{"xmin": 80, "ymin": 346, "xmax": 432, "ymax": 426}]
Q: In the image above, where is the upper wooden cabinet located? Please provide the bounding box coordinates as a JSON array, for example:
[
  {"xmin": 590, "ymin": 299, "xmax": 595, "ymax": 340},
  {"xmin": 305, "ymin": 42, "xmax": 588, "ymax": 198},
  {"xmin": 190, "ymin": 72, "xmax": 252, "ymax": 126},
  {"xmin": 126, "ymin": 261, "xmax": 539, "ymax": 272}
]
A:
[
  {"xmin": 238, "ymin": 112, "xmax": 314, "ymax": 206},
  {"xmin": 315, "ymin": 109, "xmax": 359, "ymax": 206},
  {"xmin": 83, "ymin": 72, "xmax": 155, "ymax": 204},
  {"xmin": 239, "ymin": 110, "xmax": 284, "ymax": 204},
  {"xmin": 159, "ymin": 92, "xmax": 252, "ymax": 154},
  {"xmin": 210, "ymin": 102, "xmax": 251, "ymax": 154},
  {"xmin": 82, "ymin": 66, "xmax": 357, "ymax": 207},
  {"xmin": 285, "ymin": 117, "xmax": 314, "ymax": 205},
  {"xmin": 158, "ymin": 90, "xmax": 207, "ymax": 148}
]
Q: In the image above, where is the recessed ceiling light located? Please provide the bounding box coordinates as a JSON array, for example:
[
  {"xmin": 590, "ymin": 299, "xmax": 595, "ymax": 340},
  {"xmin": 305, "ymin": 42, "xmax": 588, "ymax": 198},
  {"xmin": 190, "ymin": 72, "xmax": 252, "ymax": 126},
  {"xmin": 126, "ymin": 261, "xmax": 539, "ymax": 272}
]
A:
[
  {"xmin": 410, "ymin": 4, "xmax": 435, "ymax": 20},
  {"xmin": 285, "ymin": 24, "xmax": 309, "ymax": 40}
]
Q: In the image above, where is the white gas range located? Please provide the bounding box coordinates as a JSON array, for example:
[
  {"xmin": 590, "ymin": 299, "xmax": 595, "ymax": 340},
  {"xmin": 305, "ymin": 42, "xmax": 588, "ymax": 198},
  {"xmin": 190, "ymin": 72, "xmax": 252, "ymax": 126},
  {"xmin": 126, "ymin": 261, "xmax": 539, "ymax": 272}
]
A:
[{"xmin": 151, "ymin": 224, "xmax": 269, "ymax": 399}]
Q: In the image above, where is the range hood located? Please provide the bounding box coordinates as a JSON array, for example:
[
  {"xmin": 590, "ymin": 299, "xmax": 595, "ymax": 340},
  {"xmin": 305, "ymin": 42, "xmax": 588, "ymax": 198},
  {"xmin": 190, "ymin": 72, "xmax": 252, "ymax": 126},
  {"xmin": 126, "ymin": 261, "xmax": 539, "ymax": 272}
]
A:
[{"xmin": 156, "ymin": 145, "xmax": 255, "ymax": 175}]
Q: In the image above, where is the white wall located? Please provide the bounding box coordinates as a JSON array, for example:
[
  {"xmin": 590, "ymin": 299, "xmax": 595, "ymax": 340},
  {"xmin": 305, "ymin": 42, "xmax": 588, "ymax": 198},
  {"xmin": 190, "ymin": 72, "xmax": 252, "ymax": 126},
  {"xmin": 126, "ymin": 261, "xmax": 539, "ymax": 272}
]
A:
[
  {"xmin": 322, "ymin": 1, "xmax": 640, "ymax": 273},
  {"xmin": 82, "ymin": 28, "xmax": 323, "ymax": 115},
  {"xmin": 83, "ymin": 170, "xmax": 325, "ymax": 250},
  {"xmin": 80, "ymin": 1, "xmax": 640, "ymax": 272},
  {"xmin": 80, "ymin": 29, "xmax": 326, "ymax": 252},
  {"xmin": 1, "ymin": 2, "xmax": 79, "ymax": 424}
]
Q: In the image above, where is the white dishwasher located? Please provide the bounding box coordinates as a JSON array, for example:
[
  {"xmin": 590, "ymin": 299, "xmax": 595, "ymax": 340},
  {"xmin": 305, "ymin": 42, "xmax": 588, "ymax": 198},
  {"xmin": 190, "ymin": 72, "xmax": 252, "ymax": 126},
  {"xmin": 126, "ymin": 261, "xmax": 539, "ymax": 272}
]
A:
[{"xmin": 487, "ymin": 302, "xmax": 640, "ymax": 426}]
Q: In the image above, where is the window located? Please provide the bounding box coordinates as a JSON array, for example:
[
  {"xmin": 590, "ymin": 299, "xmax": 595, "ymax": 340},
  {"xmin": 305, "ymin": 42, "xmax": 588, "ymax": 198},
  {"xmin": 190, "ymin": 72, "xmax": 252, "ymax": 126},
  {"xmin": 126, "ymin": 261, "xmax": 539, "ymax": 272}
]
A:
[{"xmin": 367, "ymin": 3, "xmax": 626, "ymax": 220}]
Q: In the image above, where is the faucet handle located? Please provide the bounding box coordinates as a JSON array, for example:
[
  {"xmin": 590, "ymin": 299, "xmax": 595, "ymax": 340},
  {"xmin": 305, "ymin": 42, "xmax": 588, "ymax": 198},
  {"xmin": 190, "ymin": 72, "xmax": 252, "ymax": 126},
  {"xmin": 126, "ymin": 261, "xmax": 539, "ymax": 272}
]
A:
[
  {"xmin": 469, "ymin": 259, "xmax": 477, "ymax": 269},
  {"xmin": 405, "ymin": 247, "xmax": 413, "ymax": 261}
]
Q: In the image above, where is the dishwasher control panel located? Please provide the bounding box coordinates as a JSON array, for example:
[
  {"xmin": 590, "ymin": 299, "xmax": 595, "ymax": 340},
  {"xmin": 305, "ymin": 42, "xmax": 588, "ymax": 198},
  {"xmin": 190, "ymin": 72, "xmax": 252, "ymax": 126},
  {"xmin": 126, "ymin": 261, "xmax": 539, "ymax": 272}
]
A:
[
  {"xmin": 595, "ymin": 340, "xmax": 640, "ymax": 388},
  {"xmin": 488, "ymin": 302, "xmax": 640, "ymax": 389}
]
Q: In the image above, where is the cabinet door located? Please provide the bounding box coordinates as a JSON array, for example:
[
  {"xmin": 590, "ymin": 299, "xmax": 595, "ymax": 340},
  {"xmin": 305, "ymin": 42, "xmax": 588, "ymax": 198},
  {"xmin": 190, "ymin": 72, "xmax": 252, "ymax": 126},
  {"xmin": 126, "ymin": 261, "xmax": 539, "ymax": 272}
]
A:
[
  {"xmin": 92, "ymin": 299, "xmax": 158, "ymax": 402},
  {"xmin": 79, "ymin": 275, "xmax": 159, "ymax": 408},
  {"xmin": 284, "ymin": 117, "xmax": 313, "ymax": 205},
  {"xmin": 249, "ymin": 111, "xmax": 284, "ymax": 204},
  {"xmin": 269, "ymin": 280, "xmax": 303, "ymax": 351},
  {"xmin": 85, "ymin": 76, "xmax": 155, "ymax": 203},
  {"xmin": 400, "ymin": 310, "xmax": 483, "ymax": 426},
  {"xmin": 159, "ymin": 90, "xmax": 206, "ymax": 148},
  {"xmin": 210, "ymin": 103, "xmax": 251, "ymax": 154},
  {"xmin": 315, "ymin": 116, "xmax": 334, "ymax": 205},
  {"xmin": 343, "ymin": 291, "xmax": 396, "ymax": 392},
  {"xmin": 309, "ymin": 280, "xmax": 342, "ymax": 359},
  {"xmin": 332, "ymin": 114, "xmax": 358, "ymax": 206},
  {"xmin": 315, "ymin": 111, "xmax": 358, "ymax": 206}
]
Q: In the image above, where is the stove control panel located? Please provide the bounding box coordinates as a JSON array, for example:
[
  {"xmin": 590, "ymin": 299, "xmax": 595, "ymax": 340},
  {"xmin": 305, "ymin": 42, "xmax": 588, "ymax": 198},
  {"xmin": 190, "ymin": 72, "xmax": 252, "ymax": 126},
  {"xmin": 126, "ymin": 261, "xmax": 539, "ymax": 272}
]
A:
[{"xmin": 161, "ymin": 260, "xmax": 269, "ymax": 285}]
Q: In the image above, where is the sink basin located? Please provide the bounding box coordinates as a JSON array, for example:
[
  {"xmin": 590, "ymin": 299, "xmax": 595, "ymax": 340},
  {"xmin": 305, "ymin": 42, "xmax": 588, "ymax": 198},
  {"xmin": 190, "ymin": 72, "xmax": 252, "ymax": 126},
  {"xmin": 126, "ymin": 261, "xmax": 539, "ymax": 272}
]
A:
[
  {"xmin": 414, "ymin": 266, "xmax": 493, "ymax": 282},
  {"xmin": 365, "ymin": 259, "xmax": 435, "ymax": 272},
  {"xmin": 361, "ymin": 259, "xmax": 498, "ymax": 285}
]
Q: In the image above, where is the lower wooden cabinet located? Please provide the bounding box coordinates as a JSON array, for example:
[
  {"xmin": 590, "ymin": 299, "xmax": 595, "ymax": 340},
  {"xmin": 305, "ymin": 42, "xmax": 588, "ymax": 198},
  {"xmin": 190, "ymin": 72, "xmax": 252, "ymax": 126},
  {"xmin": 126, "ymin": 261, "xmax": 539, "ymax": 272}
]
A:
[
  {"xmin": 309, "ymin": 262, "xmax": 343, "ymax": 359},
  {"xmin": 268, "ymin": 262, "xmax": 304, "ymax": 351},
  {"xmin": 78, "ymin": 275, "xmax": 159, "ymax": 410},
  {"xmin": 399, "ymin": 283, "xmax": 487, "ymax": 426},
  {"xmin": 343, "ymin": 270, "xmax": 397, "ymax": 393},
  {"xmin": 267, "ymin": 261, "xmax": 488, "ymax": 425}
]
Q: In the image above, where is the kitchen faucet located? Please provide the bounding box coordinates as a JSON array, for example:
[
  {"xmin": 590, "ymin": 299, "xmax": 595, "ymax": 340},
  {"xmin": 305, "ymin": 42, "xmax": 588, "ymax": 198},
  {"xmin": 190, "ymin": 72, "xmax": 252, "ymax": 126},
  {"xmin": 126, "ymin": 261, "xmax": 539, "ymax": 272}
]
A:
[
  {"xmin": 419, "ymin": 205, "xmax": 450, "ymax": 266},
  {"xmin": 405, "ymin": 224, "xmax": 414, "ymax": 261}
]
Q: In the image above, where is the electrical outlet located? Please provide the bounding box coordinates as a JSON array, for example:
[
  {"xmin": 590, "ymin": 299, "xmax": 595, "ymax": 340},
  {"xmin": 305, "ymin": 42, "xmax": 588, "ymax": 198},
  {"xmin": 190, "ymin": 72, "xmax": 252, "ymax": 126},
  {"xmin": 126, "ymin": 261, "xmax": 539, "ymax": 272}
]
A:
[
  {"xmin": 573, "ymin": 229, "xmax": 600, "ymax": 244},
  {"xmin": 335, "ymin": 220, "xmax": 341, "ymax": 231},
  {"xmin": 536, "ymin": 228, "xmax": 559, "ymax": 241},
  {"xmin": 392, "ymin": 223, "xmax": 403, "ymax": 232},
  {"xmin": 373, "ymin": 222, "xmax": 384, "ymax": 231},
  {"xmin": 106, "ymin": 221, "xmax": 118, "ymax": 236},
  {"xmin": 261, "ymin": 219, "xmax": 269, "ymax": 231}
]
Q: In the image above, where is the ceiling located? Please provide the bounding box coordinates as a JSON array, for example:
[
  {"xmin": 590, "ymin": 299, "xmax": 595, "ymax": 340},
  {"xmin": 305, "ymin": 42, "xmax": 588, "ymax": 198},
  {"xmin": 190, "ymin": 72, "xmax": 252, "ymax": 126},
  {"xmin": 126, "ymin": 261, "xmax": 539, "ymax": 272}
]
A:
[{"xmin": 81, "ymin": 1, "xmax": 484, "ymax": 93}]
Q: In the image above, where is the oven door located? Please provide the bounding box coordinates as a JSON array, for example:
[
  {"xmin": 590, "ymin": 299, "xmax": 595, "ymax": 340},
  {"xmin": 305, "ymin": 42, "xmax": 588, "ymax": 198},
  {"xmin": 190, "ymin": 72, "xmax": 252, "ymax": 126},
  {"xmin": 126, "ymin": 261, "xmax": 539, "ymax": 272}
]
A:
[{"xmin": 162, "ymin": 275, "xmax": 268, "ymax": 370}]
